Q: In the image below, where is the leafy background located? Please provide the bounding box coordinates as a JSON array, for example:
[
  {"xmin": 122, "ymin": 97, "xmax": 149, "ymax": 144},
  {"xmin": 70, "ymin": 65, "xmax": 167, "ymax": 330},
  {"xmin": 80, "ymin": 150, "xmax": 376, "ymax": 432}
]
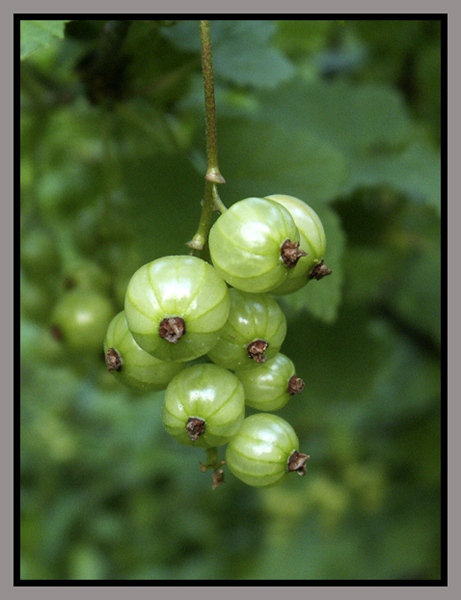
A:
[{"xmin": 20, "ymin": 19, "xmax": 442, "ymax": 581}]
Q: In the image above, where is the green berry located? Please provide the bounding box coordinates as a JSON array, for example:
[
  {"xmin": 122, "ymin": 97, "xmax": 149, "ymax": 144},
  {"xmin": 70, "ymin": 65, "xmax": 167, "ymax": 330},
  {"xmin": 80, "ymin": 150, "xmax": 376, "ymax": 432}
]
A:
[
  {"xmin": 225, "ymin": 414, "xmax": 309, "ymax": 487},
  {"xmin": 51, "ymin": 289, "xmax": 115, "ymax": 355},
  {"xmin": 103, "ymin": 311, "xmax": 187, "ymax": 393},
  {"xmin": 124, "ymin": 255, "xmax": 230, "ymax": 362},
  {"xmin": 207, "ymin": 288, "xmax": 287, "ymax": 371},
  {"xmin": 162, "ymin": 363, "xmax": 245, "ymax": 448},
  {"xmin": 265, "ymin": 194, "xmax": 331, "ymax": 294},
  {"xmin": 235, "ymin": 353, "xmax": 305, "ymax": 411},
  {"xmin": 63, "ymin": 259, "xmax": 111, "ymax": 295},
  {"xmin": 209, "ymin": 197, "xmax": 307, "ymax": 293}
]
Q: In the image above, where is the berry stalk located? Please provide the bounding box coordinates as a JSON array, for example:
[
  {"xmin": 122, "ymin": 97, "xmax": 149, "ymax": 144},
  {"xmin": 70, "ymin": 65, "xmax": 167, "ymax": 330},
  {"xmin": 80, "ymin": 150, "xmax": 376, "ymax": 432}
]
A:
[
  {"xmin": 200, "ymin": 19, "xmax": 225, "ymax": 186},
  {"xmin": 187, "ymin": 20, "xmax": 226, "ymax": 253}
]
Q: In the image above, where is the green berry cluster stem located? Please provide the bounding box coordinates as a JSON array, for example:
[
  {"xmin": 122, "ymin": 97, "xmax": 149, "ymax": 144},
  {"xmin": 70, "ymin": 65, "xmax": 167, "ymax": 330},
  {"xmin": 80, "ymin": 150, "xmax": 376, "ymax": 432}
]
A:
[
  {"xmin": 200, "ymin": 447, "xmax": 226, "ymax": 490},
  {"xmin": 200, "ymin": 20, "xmax": 224, "ymax": 186},
  {"xmin": 187, "ymin": 20, "xmax": 227, "ymax": 254}
]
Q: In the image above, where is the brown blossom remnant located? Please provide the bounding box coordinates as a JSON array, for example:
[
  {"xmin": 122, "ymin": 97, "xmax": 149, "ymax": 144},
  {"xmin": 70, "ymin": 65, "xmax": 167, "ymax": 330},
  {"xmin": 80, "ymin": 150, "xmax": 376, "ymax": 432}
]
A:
[
  {"xmin": 281, "ymin": 239, "xmax": 308, "ymax": 268},
  {"xmin": 199, "ymin": 450, "xmax": 226, "ymax": 490},
  {"xmin": 288, "ymin": 451, "xmax": 310, "ymax": 476},
  {"xmin": 105, "ymin": 348, "xmax": 122, "ymax": 373},
  {"xmin": 212, "ymin": 469, "xmax": 225, "ymax": 490},
  {"xmin": 159, "ymin": 316, "xmax": 186, "ymax": 344},
  {"xmin": 247, "ymin": 339, "xmax": 269, "ymax": 363},
  {"xmin": 309, "ymin": 260, "xmax": 332, "ymax": 281},
  {"xmin": 186, "ymin": 417, "xmax": 206, "ymax": 442},
  {"xmin": 200, "ymin": 456, "xmax": 225, "ymax": 473},
  {"xmin": 288, "ymin": 375, "xmax": 305, "ymax": 395}
]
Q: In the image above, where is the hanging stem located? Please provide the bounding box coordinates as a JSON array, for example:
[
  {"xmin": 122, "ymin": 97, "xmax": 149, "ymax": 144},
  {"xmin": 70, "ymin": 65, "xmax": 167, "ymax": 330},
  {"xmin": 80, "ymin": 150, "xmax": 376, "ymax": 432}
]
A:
[
  {"xmin": 200, "ymin": 19, "xmax": 225, "ymax": 186},
  {"xmin": 187, "ymin": 20, "xmax": 226, "ymax": 253}
]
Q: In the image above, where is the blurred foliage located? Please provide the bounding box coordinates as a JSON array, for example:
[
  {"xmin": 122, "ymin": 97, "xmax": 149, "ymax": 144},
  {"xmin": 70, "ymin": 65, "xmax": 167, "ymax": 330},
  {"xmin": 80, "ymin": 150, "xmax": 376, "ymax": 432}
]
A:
[{"xmin": 19, "ymin": 18, "xmax": 443, "ymax": 581}]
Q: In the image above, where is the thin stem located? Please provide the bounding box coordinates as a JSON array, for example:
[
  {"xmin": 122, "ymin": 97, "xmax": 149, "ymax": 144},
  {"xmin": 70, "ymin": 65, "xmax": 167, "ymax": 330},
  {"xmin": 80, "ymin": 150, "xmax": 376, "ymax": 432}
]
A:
[
  {"xmin": 200, "ymin": 20, "xmax": 225, "ymax": 185},
  {"xmin": 187, "ymin": 20, "xmax": 226, "ymax": 253}
]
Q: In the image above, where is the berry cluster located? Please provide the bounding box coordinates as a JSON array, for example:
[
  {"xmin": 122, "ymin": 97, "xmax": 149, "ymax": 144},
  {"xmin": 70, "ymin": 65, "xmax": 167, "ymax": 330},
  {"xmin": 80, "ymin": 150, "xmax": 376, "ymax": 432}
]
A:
[{"xmin": 103, "ymin": 194, "xmax": 331, "ymax": 488}]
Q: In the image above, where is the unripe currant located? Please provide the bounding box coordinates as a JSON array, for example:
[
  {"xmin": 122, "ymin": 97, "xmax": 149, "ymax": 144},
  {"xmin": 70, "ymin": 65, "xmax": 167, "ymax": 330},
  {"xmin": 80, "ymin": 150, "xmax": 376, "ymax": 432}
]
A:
[
  {"xmin": 207, "ymin": 289, "xmax": 287, "ymax": 371},
  {"xmin": 264, "ymin": 194, "xmax": 331, "ymax": 294},
  {"xmin": 103, "ymin": 311, "xmax": 187, "ymax": 393},
  {"xmin": 162, "ymin": 363, "xmax": 245, "ymax": 448},
  {"xmin": 235, "ymin": 353, "xmax": 305, "ymax": 411},
  {"xmin": 208, "ymin": 197, "xmax": 307, "ymax": 294},
  {"xmin": 51, "ymin": 289, "xmax": 115, "ymax": 355},
  {"xmin": 225, "ymin": 414, "xmax": 309, "ymax": 487},
  {"xmin": 63, "ymin": 259, "xmax": 111, "ymax": 295},
  {"xmin": 124, "ymin": 255, "xmax": 230, "ymax": 362}
]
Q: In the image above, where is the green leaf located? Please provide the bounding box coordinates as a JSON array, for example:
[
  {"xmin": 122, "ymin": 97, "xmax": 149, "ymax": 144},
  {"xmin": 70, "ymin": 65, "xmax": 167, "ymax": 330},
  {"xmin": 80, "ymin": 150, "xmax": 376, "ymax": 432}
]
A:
[
  {"xmin": 274, "ymin": 20, "xmax": 339, "ymax": 55},
  {"xmin": 157, "ymin": 19, "xmax": 201, "ymax": 52},
  {"xmin": 279, "ymin": 205, "xmax": 345, "ymax": 323},
  {"xmin": 361, "ymin": 321, "xmax": 441, "ymax": 424},
  {"xmin": 217, "ymin": 118, "xmax": 348, "ymax": 204},
  {"xmin": 161, "ymin": 20, "xmax": 295, "ymax": 89},
  {"xmin": 212, "ymin": 22, "xmax": 295, "ymax": 88},
  {"xmin": 341, "ymin": 245, "xmax": 394, "ymax": 306},
  {"xmin": 391, "ymin": 255, "xmax": 441, "ymax": 348},
  {"xmin": 385, "ymin": 203, "xmax": 441, "ymax": 347},
  {"xmin": 122, "ymin": 152, "xmax": 206, "ymax": 261},
  {"xmin": 252, "ymin": 78, "xmax": 440, "ymax": 210},
  {"xmin": 20, "ymin": 20, "xmax": 70, "ymax": 60},
  {"xmin": 215, "ymin": 44, "xmax": 294, "ymax": 89},
  {"xmin": 254, "ymin": 78, "xmax": 415, "ymax": 153},
  {"xmin": 414, "ymin": 41, "xmax": 441, "ymax": 141},
  {"xmin": 344, "ymin": 142, "xmax": 441, "ymax": 214}
]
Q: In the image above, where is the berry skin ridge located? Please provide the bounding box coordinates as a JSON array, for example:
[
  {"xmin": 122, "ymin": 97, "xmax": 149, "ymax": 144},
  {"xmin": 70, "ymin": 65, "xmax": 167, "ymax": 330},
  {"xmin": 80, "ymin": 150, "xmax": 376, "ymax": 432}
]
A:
[
  {"xmin": 265, "ymin": 194, "xmax": 329, "ymax": 294},
  {"xmin": 207, "ymin": 288, "xmax": 287, "ymax": 372},
  {"xmin": 162, "ymin": 363, "xmax": 246, "ymax": 448},
  {"xmin": 104, "ymin": 311, "xmax": 187, "ymax": 393},
  {"xmin": 225, "ymin": 413, "xmax": 309, "ymax": 487},
  {"xmin": 208, "ymin": 197, "xmax": 306, "ymax": 294},
  {"xmin": 124, "ymin": 255, "xmax": 230, "ymax": 363}
]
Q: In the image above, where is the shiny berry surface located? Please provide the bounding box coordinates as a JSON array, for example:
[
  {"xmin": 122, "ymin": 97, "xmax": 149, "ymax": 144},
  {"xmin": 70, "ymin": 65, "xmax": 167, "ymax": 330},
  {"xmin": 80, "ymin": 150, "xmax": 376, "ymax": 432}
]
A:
[
  {"xmin": 124, "ymin": 255, "xmax": 230, "ymax": 362},
  {"xmin": 265, "ymin": 194, "xmax": 327, "ymax": 294},
  {"xmin": 104, "ymin": 311, "xmax": 187, "ymax": 393},
  {"xmin": 209, "ymin": 197, "xmax": 305, "ymax": 293},
  {"xmin": 162, "ymin": 363, "xmax": 246, "ymax": 448},
  {"xmin": 235, "ymin": 353, "xmax": 304, "ymax": 411},
  {"xmin": 226, "ymin": 413, "xmax": 307, "ymax": 487},
  {"xmin": 207, "ymin": 289, "xmax": 287, "ymax": 371},
  {"xmin": 51, "ymin": 289, "xmax": 115, "ymax": 355}
]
